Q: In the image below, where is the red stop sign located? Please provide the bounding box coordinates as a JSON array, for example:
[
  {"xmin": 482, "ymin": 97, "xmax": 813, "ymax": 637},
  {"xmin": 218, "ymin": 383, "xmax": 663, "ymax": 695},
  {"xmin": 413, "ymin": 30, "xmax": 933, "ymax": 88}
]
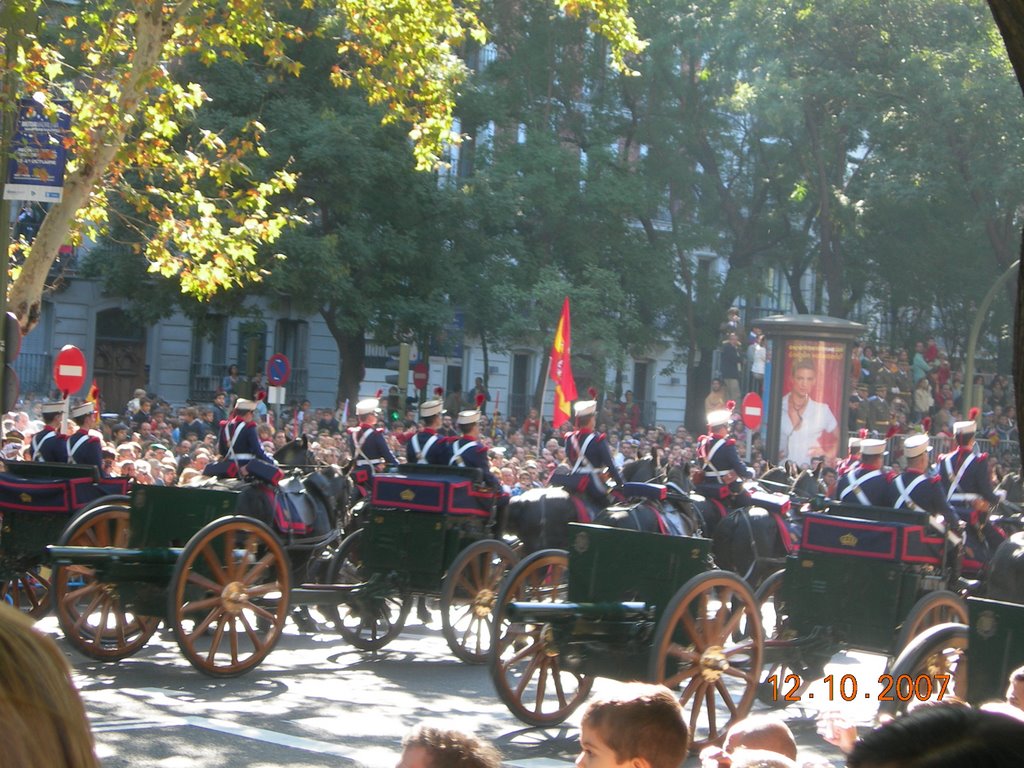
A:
[
  {"xmin": 412, "ymin": 362, "xmax": 428, "ymax": 389},
  {"xmin": 741, "ymin": 391, "xmax": 763, "ymax": 430},
  {"xmin": 53, "ymin": 344, "xmax": 87, "ymax": 395}
]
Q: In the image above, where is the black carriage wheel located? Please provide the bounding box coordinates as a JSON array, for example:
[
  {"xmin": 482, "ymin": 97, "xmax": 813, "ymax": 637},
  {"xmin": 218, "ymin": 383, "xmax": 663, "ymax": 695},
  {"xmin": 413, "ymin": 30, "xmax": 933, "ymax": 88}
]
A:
[
  {"xmin": 649, "ymin": 571, "xmax": 764, "ymax": 751},
  {"xmin": 168, "ymin": 517, "xmax": 291, "ymax": 677},
  {"xmin": 440, "ymin": 538, "xmax": 519, "ymax": 664},
  {"xmin": 879, "ymin": 623, "xmax": 968, "ymax": 719},
  {"xmin": 325, "ymin": 529, "xmax": 410, "ymax": 651},
  {"xmin": 53, "ymin": 504, "xmax": 159, "ymax": 660},
  {"xmin": 489, "ymin": 549, "xmax": 593, "ymax": 726},
  {"xmin": 893, "ymin": 591, "xmax": 968, "ymax": 658},
  {"xmin": 750, "ymin": 568, "xmax": 803, "ymax": 708},
  {"xmin": 1, "ymin": 568, "xmax": 52, "ymax": 619}
]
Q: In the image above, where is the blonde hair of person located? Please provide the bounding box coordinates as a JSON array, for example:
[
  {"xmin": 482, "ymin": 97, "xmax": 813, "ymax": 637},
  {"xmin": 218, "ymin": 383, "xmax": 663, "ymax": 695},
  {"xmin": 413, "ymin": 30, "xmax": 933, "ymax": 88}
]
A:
[{"xmin": 0, "ymin": 603, "xmax": 99, "ymax": 767}]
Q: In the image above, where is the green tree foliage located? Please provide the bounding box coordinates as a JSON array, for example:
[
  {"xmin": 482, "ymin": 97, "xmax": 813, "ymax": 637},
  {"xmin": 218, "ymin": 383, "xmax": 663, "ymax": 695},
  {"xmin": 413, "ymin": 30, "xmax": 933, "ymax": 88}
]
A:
[{"xmin": 1, "ymin": 0, "xmax": 644, "ymax": 335}]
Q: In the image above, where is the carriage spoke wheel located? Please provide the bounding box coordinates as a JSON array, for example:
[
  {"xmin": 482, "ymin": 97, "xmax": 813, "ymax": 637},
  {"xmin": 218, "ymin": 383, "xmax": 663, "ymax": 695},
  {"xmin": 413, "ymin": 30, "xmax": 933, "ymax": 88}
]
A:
[
  {"xmin": 879, "ymin": 623, "xmax": 968, "ymax": 719},
  {"xmin": 490, "ymin": 549, "xmax": 592, "ymax": 726},
  {"xmin": 649, "ymin": 571, "xmax": 763, "ymax": 751},
  {"xmin": 893, "ymin": 591, "xmax": 968, "ymax": 659},
  {"xmin": 169, "ymin": 517, "xmax": 291, "ymax": 677},
  {"xmin": 325, "ymin": 529, "xmax": 410, "ymax": 651},
  {"xmin": 53, "ymin": 504, "xmax": 159, "ymax": 660},
  {"xmin": 750, "ymin": 569, "xmax": 803, "ymax": 707},
  {"xmin": 441, "ymin": 539, "xmax": 519, "ymax": 664},
  {"xmin": 2, "ymin": 568, "xmax": 52, "ymax": 619}
]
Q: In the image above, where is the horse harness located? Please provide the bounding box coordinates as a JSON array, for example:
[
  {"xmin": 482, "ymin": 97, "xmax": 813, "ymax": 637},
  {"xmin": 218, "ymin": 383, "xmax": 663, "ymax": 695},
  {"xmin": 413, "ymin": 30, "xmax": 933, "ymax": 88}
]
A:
[{"xmin": 838, "ymin": 467, "xmax": 883, "ymax": 506}]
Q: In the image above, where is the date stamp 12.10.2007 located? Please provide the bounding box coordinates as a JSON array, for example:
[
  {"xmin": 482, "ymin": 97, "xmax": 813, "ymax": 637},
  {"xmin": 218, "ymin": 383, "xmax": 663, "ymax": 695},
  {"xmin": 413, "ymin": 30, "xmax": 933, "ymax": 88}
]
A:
[{"xmin": 767, "ymin": 673, "xmax": 951, "ymax": 704}]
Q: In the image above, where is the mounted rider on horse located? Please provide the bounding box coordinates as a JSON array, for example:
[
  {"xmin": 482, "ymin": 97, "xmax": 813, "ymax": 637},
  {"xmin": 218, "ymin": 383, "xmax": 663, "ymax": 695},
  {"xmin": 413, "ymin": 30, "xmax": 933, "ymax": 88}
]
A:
[
  {"xmin": 553, "ymin": 398, "xmax": 624, "ymax": 519},
  {"xmin": 694, "ymin": 403, "xmax": 755, "ymax": 516}
]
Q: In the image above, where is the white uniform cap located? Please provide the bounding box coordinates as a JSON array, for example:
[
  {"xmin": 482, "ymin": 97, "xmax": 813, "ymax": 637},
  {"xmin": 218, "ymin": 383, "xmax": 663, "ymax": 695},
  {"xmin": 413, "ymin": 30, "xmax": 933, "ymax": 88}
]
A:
[
  {"xmin": 420, "ymin": 399, "xmax": 444, "ymax": 418},
  {"xmin": 859, "ymin": 438, "xmax": 887, "ymax": 457},
  {"xmin": 356, "ymin": 398, "xmax": 381, "ymax": 416},
  {"xmin": 70, "ymin": 402, "xmax": 94, "ymax": 420},
  {"xmin": 574, "ymin": 400, "xmax": 597, "ymax": 417},
  {"xmin": 234, "ymin": 398, "xmax": 256, "ymax": 412},
  {"xmin": 707, "ymin": 408, "xmax": 733, "ymax": 428},
  {"xmin": 848, "ymin": 435, "xmax": 862, "ymax": 450},
  {"xmin": 40, "ymin": 401, "xmax": 66, "ymax": 415},
  {"xmin": 903, "ymin": 434, "xmax": 932, "ymax": 458},
  {"xmin": 457, "ymin": 409, "xmax": 481, "ymax": 425},
  {"xmin": 953, "ymin": 420, "xmax": 977, "ymax": 436}
]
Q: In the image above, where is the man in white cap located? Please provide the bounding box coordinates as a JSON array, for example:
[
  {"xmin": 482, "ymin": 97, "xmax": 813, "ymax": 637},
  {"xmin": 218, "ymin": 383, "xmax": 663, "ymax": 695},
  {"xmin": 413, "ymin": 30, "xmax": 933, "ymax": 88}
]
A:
[
  {"xmin": 936, "ymin": 407, "xmax": 1000, "ymax": 520},
  {"xmin": 28, "ymin": 400, "xmax": 67, "ymax": 463},
  {"xmin": 833, "ymin": 438, "xmax": 895, "ymax": 506},
  {"xmin": 66, "ymin": 402, "xmax": 106, "ymax": 475},
  {"xmin": 695, "ymin": 404, "xmax": 755, "ymax": 510},
  {"xmin": 407, "ymin": 388, "xmax": 452, "ymax": 465},
  {"xmin": 216, "ymin": 398, "xmax": 276, "ymax": 476},
  {"xmin": 347, "ymin": 393, "xmax": 398, "ymax": 496},
  {"xmin": 894, "ymin": 433, "xmax": 957, "ymax": 531},
  {"xmin": 565, "ymin": 396, "xmax": 624, "ymax": 495},
  {"xmin": 836, "ymin": 429, "xmax": 868, "ymax": 477},
  {"xmin": 449, "ymin": 406, "xmax": 502, "ymax": 491}
]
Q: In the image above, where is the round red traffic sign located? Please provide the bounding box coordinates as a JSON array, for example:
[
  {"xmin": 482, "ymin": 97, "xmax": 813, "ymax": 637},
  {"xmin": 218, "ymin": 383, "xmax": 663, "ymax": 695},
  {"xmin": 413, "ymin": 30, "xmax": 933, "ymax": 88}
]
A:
[
  {"xmin": 53, "ymin": 344, "xmax": 87, "ymax": 394},
  {"xmin": 412, "ymin": 362, "xmax": 428, "ymax": 389},
  {"xmin": 266, "ymin": 353, "xmax": 291, "ymax": 386},
  {"xmin": 741, "ymin": 391, "xmax": 763, "ymax": 430}
]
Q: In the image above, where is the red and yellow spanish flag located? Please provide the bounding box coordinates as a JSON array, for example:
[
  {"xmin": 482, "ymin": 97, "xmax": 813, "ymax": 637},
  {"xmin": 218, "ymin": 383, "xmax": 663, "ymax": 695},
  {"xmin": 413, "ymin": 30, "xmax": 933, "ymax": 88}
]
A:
[
  {"xmin": 549, "ymin": 297, "xmax": 578, "ymax": 429},
  {"xmin": 86, "ymin": 379, "xmax": 100, "ymax": 418}
]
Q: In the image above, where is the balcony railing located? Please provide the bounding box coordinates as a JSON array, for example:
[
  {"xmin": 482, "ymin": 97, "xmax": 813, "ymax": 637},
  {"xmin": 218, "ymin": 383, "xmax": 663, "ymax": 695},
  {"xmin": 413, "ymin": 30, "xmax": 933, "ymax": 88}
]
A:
[{"xmin": 189, "ymin": 363, "xmax": 308, "ymax": 404}]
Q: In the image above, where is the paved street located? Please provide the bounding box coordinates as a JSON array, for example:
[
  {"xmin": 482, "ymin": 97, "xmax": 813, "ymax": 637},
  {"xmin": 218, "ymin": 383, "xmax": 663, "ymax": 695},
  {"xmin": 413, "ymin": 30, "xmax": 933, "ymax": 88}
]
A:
[{"xmin": 31, "ymin": 609, "xmax": 875, "ymax": 768}]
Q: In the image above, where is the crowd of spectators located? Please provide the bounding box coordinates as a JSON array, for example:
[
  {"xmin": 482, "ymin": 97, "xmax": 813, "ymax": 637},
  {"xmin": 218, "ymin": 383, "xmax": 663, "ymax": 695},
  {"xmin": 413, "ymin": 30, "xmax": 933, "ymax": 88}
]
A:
[
  {"xmin": 712, "ymin": 309, "xmax": 1020, "ymax": 473},
  {"xmin": 3, "ymin": 320, "xmax": 1019, "ymax": 489}
]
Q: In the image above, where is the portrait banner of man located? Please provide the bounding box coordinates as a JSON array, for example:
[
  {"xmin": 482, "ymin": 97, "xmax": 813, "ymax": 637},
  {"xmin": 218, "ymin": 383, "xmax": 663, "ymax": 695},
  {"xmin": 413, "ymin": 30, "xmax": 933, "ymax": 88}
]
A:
[{"xmin": 778, "ymin": 340, "xmax": 845, "ymax": 466}]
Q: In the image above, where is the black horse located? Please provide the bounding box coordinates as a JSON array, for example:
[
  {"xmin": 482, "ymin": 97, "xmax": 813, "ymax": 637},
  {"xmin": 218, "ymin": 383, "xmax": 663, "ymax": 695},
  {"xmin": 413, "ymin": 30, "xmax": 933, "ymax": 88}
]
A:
[
  {"xmin": 711, "ymin": 463, "xmax": 825, "ymax": 587},
  {"xmin": 506, "ymin": 455, "xmax": 700, "ymax": 554},
  {"xmin": 987, "ymin": 530, "xmax": 1024, "ymax": 602}
]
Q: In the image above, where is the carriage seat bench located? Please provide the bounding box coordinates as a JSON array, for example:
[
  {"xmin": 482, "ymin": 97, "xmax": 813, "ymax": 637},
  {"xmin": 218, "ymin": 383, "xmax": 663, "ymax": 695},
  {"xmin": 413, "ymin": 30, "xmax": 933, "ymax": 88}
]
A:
[{"xmin": 371, "ymin": 467, "xmax": 492, "ymax": 517}]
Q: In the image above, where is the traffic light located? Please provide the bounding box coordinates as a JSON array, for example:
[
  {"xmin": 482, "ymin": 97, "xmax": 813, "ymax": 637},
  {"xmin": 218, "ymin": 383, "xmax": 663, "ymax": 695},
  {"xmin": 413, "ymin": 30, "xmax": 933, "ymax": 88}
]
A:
[
  {"xmin": 384, "ymin": 342, "xmax": 410, "ymax": 413},
  {"xmin": 1, "ymin": 312, "xmax": 21, "ymax": 412}
]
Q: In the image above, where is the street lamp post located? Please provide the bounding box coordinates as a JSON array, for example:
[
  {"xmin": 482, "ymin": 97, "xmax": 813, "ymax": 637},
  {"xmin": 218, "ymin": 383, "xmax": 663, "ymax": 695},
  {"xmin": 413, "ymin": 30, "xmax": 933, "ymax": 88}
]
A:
[{"xmin": 963, "ymin": 259, "xmax": 1020, "ymax": 420}]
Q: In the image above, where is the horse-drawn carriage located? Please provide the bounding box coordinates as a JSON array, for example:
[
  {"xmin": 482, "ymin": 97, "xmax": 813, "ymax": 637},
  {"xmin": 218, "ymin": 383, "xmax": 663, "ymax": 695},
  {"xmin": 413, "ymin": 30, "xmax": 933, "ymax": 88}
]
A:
[
  {"xmin": 755, "ymin": 501, "xmax": 970, "ymax": 704},
  {"xmin": 45, "ymin": 461, "xmax": 518, "ymax": 674},
  {"xmin": 0, "ymin": 462, "xmax": 129, "ymax": 618},
  {"xmin": 46, "ymin": 461, "xmax": 348, "ymax": 676},
  {"xmin": 489, "ymin": 521, "xmax": 764, "ymax": 750},
  {"xmin": 880, "ymin": 594, "xmax": 1024, "ymax": 715},
  {"xmin": 321, "ymin": 464, "xmax": 518, "ymax": 663}
]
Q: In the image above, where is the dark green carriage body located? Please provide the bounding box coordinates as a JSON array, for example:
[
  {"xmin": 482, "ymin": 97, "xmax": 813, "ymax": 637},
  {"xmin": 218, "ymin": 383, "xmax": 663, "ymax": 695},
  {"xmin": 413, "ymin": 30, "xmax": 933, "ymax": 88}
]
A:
[
  {"xmin": 48, "ymin": 484, "xmax": 246, "ymax": 617},
  {"xmin": 782, "ymin": 503, "xmax": 951, "ymax": 656},
  {"xmin": 360, "ymin": 466, "xmax": 496, "ymax": 594},
  {"xmin": 966, "ymin": 597, "xmax": 1024, "ymax": 704},
  {"xmin": 513, "ymin": 523, "xmax": 713, "ymax": 681}
]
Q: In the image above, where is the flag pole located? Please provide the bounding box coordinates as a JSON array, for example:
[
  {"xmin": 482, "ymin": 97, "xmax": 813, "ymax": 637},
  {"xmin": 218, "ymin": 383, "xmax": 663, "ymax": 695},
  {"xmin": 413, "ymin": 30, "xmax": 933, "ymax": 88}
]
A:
[{"xmin": 538, "ymin": 372, "xmax": 548, "ymax": 457}]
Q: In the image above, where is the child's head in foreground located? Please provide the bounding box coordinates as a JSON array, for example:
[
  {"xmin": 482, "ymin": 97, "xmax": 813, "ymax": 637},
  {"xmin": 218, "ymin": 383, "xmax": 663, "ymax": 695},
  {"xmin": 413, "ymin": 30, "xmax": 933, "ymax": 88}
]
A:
[{"xmin": 576, "ymin": 683, "xmax": 690, "ymax": 768}]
